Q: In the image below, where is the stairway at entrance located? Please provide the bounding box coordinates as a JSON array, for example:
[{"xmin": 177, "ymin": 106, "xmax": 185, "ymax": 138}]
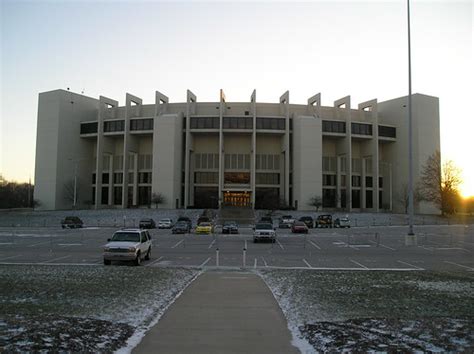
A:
[{"xmin": 218, "ymin": 206, "xmax": 255, "ymax": 226}]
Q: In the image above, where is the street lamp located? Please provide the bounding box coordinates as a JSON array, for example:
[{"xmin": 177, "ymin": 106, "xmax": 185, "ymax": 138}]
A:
[{"xmin": 407, "ymin": 0, "xmax": 416, "ymax": 242}]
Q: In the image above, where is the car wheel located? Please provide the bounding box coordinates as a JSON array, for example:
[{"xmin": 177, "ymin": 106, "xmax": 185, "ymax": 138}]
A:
[
  {"xmin": 134, "ymin": 253, "xmax": 141, "ymax": 266},
  {"xmin": 104, "ymin": 259, "xmax": 111, "ymax": 265},
  {"xmin": 145, "ymin": 248, "xmax": 151, "ymax": 260}
]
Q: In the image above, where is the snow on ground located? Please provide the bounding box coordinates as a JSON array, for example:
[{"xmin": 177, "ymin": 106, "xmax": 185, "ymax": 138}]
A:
[
  {"xmin": 0, "ymin": 265, "xmax": 198, "ymax": 352},
  {"xmin": 258, "ymin": 269, "xmax": 474, "ymax": 353}
]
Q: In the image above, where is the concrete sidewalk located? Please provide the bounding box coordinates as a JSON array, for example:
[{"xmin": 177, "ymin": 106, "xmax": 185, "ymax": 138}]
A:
[{"xmin": 133, "ymin": 271, "xmax": 299, "ymax": 354}]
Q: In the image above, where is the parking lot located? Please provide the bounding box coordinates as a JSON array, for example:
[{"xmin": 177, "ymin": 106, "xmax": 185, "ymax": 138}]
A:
[{"xmin": 0, "ymin": 224, "xmax": 473, "ymax": 273}]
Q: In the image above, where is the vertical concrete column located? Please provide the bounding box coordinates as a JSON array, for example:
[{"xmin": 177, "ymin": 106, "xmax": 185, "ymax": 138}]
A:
[
  {"xmin": 184, "ymin": 90, "xmax": 196, "ymax": 208},
  {"xmin": 280, "ymin": 91, "xmax": 290, "ymax": 205},
  {"xmin": 122, "ymin": 93, "xmax": 142, "ymax": 208},
  {"xmin": 96, "ymin": 95, "xmax": 118, "ymax": 209},
  {"xmin": 218, "ymin": 89, "xmax": 226, "ymax": 208},
  {"xmin": 152, "ymin": 90, "xmax": 169, "ymax": 205},
  {"xmin": 251, "ymin": 89, "xmax": 257, "ymax": 208},
  {"xmin": 359, "ymin": 99, "xmax": 379, "ymax": 212},
  {"xmin": 108, "ymin": 154, "xmax": 114, "ymax": 206},
  {"xmin": 189, "ymin": 153, "xmax": 195, "ymax": 206},
  {"xmin": 336, "ymin": 156, "xmax": 342, "ymax": 208},
  {"xmin": 361, "ymin": 158, "xmax": 367, "ymax": 209},
  {"xmin": 133, "ymin": 153, "xmax": 138, "ymax": 205},
  {"xmin": 334, "ymin": 96, "xmax": 352, "ymax": 211}
]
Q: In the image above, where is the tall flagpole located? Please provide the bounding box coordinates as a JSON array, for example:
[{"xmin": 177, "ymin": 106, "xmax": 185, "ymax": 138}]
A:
[{"xmin": 407, "ymin": 0, "xmax": 415, "ymax": 237}]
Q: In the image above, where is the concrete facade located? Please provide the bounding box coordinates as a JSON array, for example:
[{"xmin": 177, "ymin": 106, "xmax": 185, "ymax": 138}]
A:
[{"xmin": 34, "ymin": 89, "xmax": 441, "ymax": 214}]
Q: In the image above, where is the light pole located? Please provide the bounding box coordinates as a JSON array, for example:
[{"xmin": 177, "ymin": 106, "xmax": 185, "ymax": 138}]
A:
[{"xmin": 407, "ymin": 0, "xmax": 416, "ymax": 242}]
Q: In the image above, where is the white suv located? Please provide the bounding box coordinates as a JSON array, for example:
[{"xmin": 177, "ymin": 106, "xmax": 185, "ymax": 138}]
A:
[
  {"xmin": 103, "ymin": 229, "xmax": 152, "ymax": 266},
  {"xmin": 253, "ymin": 223, "xmax": 276, "ymax": 243},
  {"xmin": 158, "ymin": 218, "xmax": 173, "ymax": 229}
]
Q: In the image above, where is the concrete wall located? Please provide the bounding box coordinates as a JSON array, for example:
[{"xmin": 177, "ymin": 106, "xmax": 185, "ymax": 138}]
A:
[
  {"xmin": 35, "ymin": 90, "xmax": 98, "ymax": 210},
  {"xmin": 292, "ymin": 115, "xmax": 322, "ymax": 210}
]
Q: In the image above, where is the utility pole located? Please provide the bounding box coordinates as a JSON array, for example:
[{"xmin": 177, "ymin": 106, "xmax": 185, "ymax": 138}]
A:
[{"xmin": 406, "ymin": 0, "xmax": 416, "ymax": 244}]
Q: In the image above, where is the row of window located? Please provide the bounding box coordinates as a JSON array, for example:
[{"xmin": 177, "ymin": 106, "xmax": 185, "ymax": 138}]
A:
[
  {"xmin": 323, "ymin": 174, "xmax": 384, "ymax": 188},
  {"xmin": 351, "ymin": 122, "xmax": 373, "ymax": 135},
  {"xmin": 194, "ymin": 172, "xmax": 280, "ymax": 185},
  {"xmin": 82, "ymin": 120, "xmax": 395, "ymax": 138},
  {"xmin": 93, "ymin": 172, "xmax": 152, "ymax": 185},
  {"xmin": 322, "ymin": 188, "xmax": 384, "ymax": 209},
  {"xmin": 225, "ymin": 154, "xmax": 251, "ymax": 170},
  {"xmin": 256, "ymin": 154, "xmax": 280, "ymax": 170},
  {"xmin": 322, "ymin": 120, "xmax": 346, "ymax": 133},
  {"xmin": 195, "ymin": 153, "xmax": 220, "ymax": 170}
]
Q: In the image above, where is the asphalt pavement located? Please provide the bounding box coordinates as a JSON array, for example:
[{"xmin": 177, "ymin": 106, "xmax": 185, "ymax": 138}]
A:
[{"xmin": 133, "ymin": 271, "xmax": 299, "ymax": 354}]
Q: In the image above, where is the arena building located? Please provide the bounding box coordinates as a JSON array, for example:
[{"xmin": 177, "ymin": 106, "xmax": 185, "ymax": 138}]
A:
[{"xmin": 34, "ymin": 89, "xmax": 440, "ymax": 213}]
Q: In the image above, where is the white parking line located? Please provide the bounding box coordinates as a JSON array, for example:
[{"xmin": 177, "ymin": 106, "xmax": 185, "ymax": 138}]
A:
[
  {"xmin": 28, "ymin": 241, "xmax": 51, "ymax": 247},
  {"xmin": 444, "ymin": 261, "xmax": 474, "ymax": 271},
  {"xmin": 199, "ymin": 257, "xmax": 211, "ymax": 267},
  {"xmin": 42, "ymin": 255, "xmax": 71, "ymax": 263},
  {"xmin": 302, "ymin": 259, "xmax": 313, "ymax": 268},
  {"xmin": 0, "ymin": 255, "xmax": 21, "ymax": 261},
  {"xmin": 146, "ymin": 256, "xmax": 164, "ymax": 267},
  {"xmin": 0, "ymin": 243, "xmax": 13, "ymax": 245},
  {"xmin": 254, "ymin": 258, "xmax": 257, "ymax": 268},
  {"xmin": 309, "ymin": 240, "xmax": 321, "ymax": 250},
  {"xmin": 208, "ymin": 239, "xmax": 216, "ymax": 249},
  {"xmin": 58, "ymin": 243, "xmax": 83, "ymax": 246},
  {"xmin": 369, "ymin": 240, "xmax": 396, "ymax": 251},
  {"xmin": 349, "ymin": 259, "xmax": 368, "ymax": 269},
  {"xmin": 261, "ymin": 256, "xmax": 268, "ymax": 267},
  {"xmin": 276, "ymin": 240, "xmax": 284, "ymax": 250},
  {"xmin": 171, "ymin": 240, "xmax": 184, "ymax": 248},
  {"xmin": 397, "ymin": 260, "xmax": 424, "ymax": 270}
]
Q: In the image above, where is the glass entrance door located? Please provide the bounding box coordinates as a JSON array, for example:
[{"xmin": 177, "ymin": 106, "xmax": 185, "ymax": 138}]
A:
[{"xmin": 223, "ymin": 191, "xmax": 251, "ymax": 207}]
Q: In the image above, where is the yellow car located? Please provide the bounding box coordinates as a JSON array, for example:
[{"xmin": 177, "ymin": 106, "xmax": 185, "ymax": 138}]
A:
[{"xmin": 195, "ymin": 222, "xmax": 213, "ymax": 234}]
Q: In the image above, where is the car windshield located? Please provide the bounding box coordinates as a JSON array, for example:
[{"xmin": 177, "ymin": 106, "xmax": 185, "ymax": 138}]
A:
[
  {"xmin": 140, "ymin": 219, "xmax": 151, "ymax": 222},
  {"xmin": 294, "ymin": 222, "xmax": 305, "ymax": 226},
  {"xmin": 256, "ymin": 223, "xmax": 272, "ymax": 230},
  {"xmin": 224, "ymin": 221, "xmax": 236, "ymax": 225},
  {"xmin": 111, "ymin": 232, "xmax": 140, "ymax": 242},
  {"xmin": 160, "ymin": 219, "xmax": 171, "ymax": 222},
  {"xmin": 199, "ymin": 222, "xmax": 211, "ymax": 227}
]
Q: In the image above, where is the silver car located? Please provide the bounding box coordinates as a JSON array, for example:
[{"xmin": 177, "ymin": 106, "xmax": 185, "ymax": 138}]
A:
[
  {"xmin": 253, "ymin": 223, "xmax": 276, "ymax": 243},
  {"xmin": 103, "ymin": 229, "xmax": 152, "ymax": 266}
]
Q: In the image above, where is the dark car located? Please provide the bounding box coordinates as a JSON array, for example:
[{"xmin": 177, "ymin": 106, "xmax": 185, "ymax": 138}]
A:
[
  {"xmin": 259, "ymin": 216, "xmax": 273, "ymax": 224},
  {"xmin": 316, "ymin": 214, "xmax": 333, "ymax": 228},
  {"xmin": 139, "ymin": 218, "xmax": 156, "ymax": 229},
  {"xmin": 61, "ymin": 216, "xmax": 83, "ymax": 229},
  {"xmin": 299, "ymin": 216, "xmax": 314, "ymax": 228},
  {"xmin": 197, "ymin": 216, "xmax": 210, "ymax": 225},
  {"xmin": 177, "ymin": 216, "xmax": 192, "ymax": 229},
  {"xmin": 291, "ymin": 221, "xmax": 309, "ymax": 234},
  {"xmin": 222, "ymin": 221, "xmax": 239, "ymax": 234},
  {"xmin": 172, "ymin": 221, "xmax": 191, "ymax": 234}
]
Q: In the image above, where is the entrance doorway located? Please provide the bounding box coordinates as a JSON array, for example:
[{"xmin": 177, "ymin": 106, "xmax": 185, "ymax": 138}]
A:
[{"xmin": 223, "ymin": 191, "xmax": 251, "ymax": 207}]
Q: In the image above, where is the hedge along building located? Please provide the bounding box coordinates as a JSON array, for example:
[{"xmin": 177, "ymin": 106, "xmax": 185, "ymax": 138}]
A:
[{"xmin": 34, "ymin": 89, "xmax": 440, "ymax": 213}]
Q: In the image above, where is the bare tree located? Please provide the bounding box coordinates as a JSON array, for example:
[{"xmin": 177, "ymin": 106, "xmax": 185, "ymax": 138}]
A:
[
  {"xmin": 399, "ymin": 182, "xmax": 422, "ymax": 214},
  {"xmin": 308, "ymin": 196, "xmax": 323, "ymax": 211},
  {"xmin": 63, "ymin": 179, "xmax": 80, "ymax": 208},
  {"xmin": 418, "ymin": 150, "xmax": 462, "ymax": 215},
  {"xmin": 151, "ymin": 193, "xmax": 166, "ymax": 208}
]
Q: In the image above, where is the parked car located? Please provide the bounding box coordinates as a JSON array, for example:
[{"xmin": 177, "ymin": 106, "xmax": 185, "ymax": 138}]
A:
[
  {"xmin": 103, "ymin": 229, "xmax": 152, "ymax": 266},
  {"xmin": 334, "ymin": 216, "xmax": 351, "ymax": 228},
  {"xmin": 195, "ymin": 222, "xmax": 213, "ymax": 235},
  {"xmin": 316, "ymin": 214, "xmax": 333, "ymax": 228},
  {"xmin": 291, "ymin": 221, "xmax": 309, "ymax": 234},
  {"xmin": 177, "ymin": 216, "xmax": 192, "ymax": 229},
  {"xmin": 299, "ymin": 216, "xmax": 314, "ymax": 228},
  {"xmin": 222, "ymin": 221, "xmax": 239, "ymax": 234},
  {"xmin": 139, "ymin": 218, "xmax": 156, "ymax": 229},
  {"xmin": 278, "ymin": 215, "xmax": 295, "ymax": 228},
  {"xmin": 259, "ymin": 216, "xmax": 273, "ymax": 224},
  {"xmin": 61, "ymin": 216, "xmax": 83, "ymax": 229},
  {"xmin": 253, "ymin": 223, "xmax": 276, "ymax": 243},
  {"xmin": 172, "ymin": 221, "xmax": 191, "ymax": 234},
  {"xmin": 197, "ymin": 216, "xmax": 210, "ymax": 225},
  {"xmin": 158, "ymin": 218, "xmax": 173, "ymax": 229}
]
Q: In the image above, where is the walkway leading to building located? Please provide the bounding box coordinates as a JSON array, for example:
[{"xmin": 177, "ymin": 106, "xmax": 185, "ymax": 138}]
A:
[
  {"xmin": 133, "ymin": 271, "xmax": 299, "ymax": 354},
  {"xmin": 218, "ymin": 206, "xmax": 255, "ymax": 226}
]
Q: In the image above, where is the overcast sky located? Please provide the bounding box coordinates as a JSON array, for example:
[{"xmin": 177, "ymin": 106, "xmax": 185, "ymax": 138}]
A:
[{"xmin": 1, "ymin": 0, "xmax": 473, "ymax": 196}]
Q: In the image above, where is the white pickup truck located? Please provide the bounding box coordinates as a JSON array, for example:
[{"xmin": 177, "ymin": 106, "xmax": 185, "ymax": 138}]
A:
[
  {"xmin": 103, "ymin": 229, "xmax": 152, "ymax": 266},
  {"xmin": 253, "ymin": 223, "xmax": 276, "ymax": 243}
]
